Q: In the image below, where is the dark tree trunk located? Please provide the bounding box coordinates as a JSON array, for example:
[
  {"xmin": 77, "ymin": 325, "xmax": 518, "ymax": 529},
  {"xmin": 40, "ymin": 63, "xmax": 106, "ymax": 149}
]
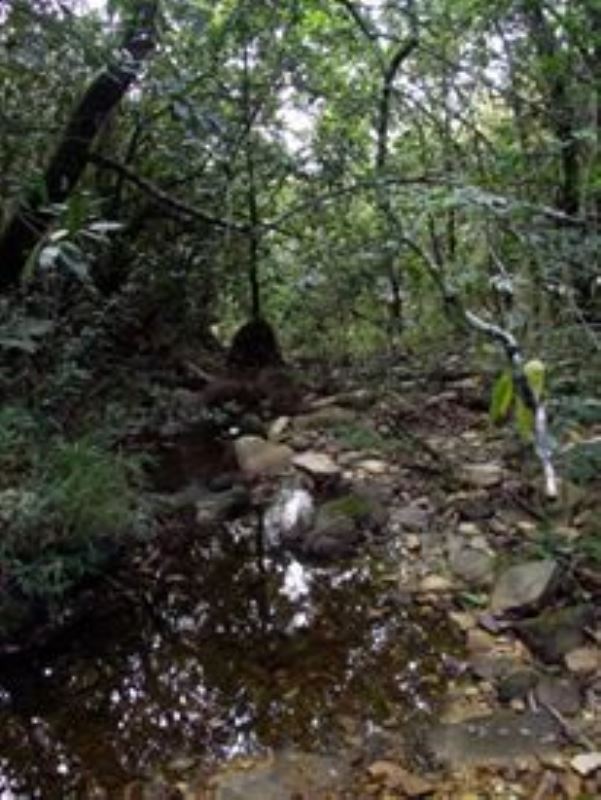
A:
[
  {"xmin": 0, "ymin": 1, "xmax": 158, "ymax": 291},
  {"xmin": 375, "ymin": 38, "xmax": 418, "ymax": 336},
  {"xmin": 242, "ymin": 43, "xmax": 262, "ymax": 320},
  {"xmin": 522, "ymin": 0, "xmax": 580, "ymax": 216}
]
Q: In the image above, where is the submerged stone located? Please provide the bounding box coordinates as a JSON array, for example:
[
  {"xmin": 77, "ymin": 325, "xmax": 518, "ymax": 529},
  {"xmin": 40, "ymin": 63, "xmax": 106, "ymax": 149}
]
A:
[
  {"xmin": 428, "ymin": 709, "xmax": 562, "ymax": 766},
  {"xmin": 208, "ymin": 750, "xmax": 350, "ymax": 800}
]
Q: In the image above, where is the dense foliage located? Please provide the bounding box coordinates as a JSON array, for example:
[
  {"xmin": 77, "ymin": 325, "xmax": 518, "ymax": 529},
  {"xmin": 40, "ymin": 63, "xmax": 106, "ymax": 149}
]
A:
[{"xmin": 0, "ymin": 0, "xmax": 599, "ymax": 612}]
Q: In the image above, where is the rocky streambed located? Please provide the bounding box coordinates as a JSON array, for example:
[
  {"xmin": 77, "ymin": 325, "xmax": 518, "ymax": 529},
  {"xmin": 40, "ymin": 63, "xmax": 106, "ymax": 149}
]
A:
[{"xmin": 0, "ymin": 369, "xmax": 599, "ymax": 798}]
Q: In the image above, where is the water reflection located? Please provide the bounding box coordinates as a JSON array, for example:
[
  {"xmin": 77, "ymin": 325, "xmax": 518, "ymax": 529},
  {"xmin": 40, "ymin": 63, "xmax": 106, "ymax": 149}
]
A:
[{"xmin": 0, "ymin": 521, "xmax": 457, "ymax": 796}]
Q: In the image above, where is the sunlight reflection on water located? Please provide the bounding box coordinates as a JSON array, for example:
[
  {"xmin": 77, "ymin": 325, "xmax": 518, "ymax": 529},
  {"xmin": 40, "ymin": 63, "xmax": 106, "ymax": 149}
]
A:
[{"xmin": 0, "ymin": 517, "xmax": 459, "ymax": 796}]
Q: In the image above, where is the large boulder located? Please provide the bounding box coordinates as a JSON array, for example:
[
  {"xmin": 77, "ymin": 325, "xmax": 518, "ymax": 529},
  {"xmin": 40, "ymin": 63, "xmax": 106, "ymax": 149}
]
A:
[{"xmin": 234, "ymin": 436, "xmax": 293, "ymax": 478}]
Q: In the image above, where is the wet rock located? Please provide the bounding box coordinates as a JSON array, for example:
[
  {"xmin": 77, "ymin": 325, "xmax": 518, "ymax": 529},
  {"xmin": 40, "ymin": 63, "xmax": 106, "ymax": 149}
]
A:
[
  {"xmin": 460, "ymin": 462, "xmax": 504, "ymax": 489},
  {"xmin": 449, "ymin": 546, "xmax": 495, "ymax": 587},
  {"xmin": 291, "ymin": 451, "xmax": 341, "ymax": 478},
  {"xmin": 195, "ymin": 485, "xmax": 250, "ymax": 525},
  {"xmin": 535, "ymin": 676, "xmax": 582, "ymax": 716},
  {"xmin": 428, "ymin": 710, "xmax": 562, "ymax": 766},
  {"xmin": 497, "ymin": 668, "xmax": 541, "ymax": 702},
  {"xmin": 208, "ymin": 750, "xmax": 349, "ymax": 800},
  {"xmin": 515, "ymin": 605, "xmax": 594, "ymax": 664},
  {"xmin": 293, "ymin": 405, "xmax": 356, "ymax": 430},
  {"xmin": 490, "ymin": 559, "xmax": 560, "ymax": 614},
  {"xmin": 263, "ymin": 486, "xmax": 315, "ymax": 548},
  {"xmin": 392, "ymin": 498, "xmax": 433, "ymax": 531},
  {"xmin": 565, "ymin": 646, "xmax": 601, "ymax": 675},
  {"xmin": 234, "ymin": 435, "xmax": 293, "ymax": 477},
  {"xmin": 301, "ymin": 489, "xmax": 387, "ymax": 559}
]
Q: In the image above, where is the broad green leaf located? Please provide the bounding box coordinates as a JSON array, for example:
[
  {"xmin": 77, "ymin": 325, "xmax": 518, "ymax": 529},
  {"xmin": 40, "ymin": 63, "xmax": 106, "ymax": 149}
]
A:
[
  {"xmin": 490, "ymin": 370, "xmax": 514, "ymax": 423},
  {"xmin": 515, "ymin": 397, "xmax": 534, "ymax": 442},
  {"xmin": 524, "ymin": 359, "xmax": 545, "ymax": 401}
]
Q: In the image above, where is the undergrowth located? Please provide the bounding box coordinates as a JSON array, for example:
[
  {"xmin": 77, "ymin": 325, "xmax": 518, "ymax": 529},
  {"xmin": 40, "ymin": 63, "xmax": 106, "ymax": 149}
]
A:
[{"xmin": 0, "ymin": 405, "xmax": 147, "ymax": 631}]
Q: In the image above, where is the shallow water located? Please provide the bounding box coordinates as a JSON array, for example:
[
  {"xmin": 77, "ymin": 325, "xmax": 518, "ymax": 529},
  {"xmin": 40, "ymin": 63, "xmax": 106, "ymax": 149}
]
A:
[{"xmin": 0, "ymin": 518, "xmax": 458, "ymax": 797}]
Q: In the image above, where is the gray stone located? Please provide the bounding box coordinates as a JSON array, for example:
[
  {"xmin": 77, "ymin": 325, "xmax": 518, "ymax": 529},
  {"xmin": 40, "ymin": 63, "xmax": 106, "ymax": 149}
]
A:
[
  {"xmin": 461, "ymin": 462, "xmax": 504, "ymax": 488},
  {"xmin": 392, "ymin": 499, "xmax": 433, "ymax": 531},
  {"xmin": 211, "ymin": 750, "xmax": 350, "ymax": 800},
  {"xmin": 515, "ymin": 605, "xmax": 594, "ymax": 664},
  {"xmin": 471, "ymin": 655, "xmax": 523, "ymax": 682},
  {"xmin": 291, "ymin": 451, "xmax": 341, "ymax": 477},
  {"xmin": 535, "ymin": 676, "xmax": 582, "ymax": 716},
  {"xmin": 490, "ymin": 559, "xmax": 560, "ymax": 614},
  {"xmin": 428, "ymin": 710, "xmax": 562, "ymax": 766},
  {"xmin": 497, "ymin": 669, "xmax": 541, "ymax": 703},
  {"xmin": 301, "ymin": 489, "xmax": 388, "ymax": 559},
  {"xmin": 565, "ymin": 647, "xmax": 601, "ymax": 675},
  {"xmin": 570, "ymin": 752, "xmax": 601, "ymax": 776},
  {"xmin": 449, "ymin": 547, "xmax": 495, "ymax": 587}
]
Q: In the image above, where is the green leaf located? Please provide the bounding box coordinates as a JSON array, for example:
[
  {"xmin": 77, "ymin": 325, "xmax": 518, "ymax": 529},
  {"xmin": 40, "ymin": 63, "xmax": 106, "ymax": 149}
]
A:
[
  {"xmin": 524, "ymin": 359, "xmax": 545, "ymax": 401},
  {"xmin": 515, "ymin": 396, "xmax": 534, "ymax": 442},
  {"xmin": 490, "ymin": 370, "xmax": 514, "ymax": 424}
]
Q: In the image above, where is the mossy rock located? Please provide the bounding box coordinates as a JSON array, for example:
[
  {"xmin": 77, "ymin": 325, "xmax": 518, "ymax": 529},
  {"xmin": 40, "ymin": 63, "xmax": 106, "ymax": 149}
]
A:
[
  {"xmin": 318, "ymin": 493, "xmax": 373, "ymax": 522},
  {"xmin": 301, "ymin": 488, "xmax": 389, "ymax": 560}
]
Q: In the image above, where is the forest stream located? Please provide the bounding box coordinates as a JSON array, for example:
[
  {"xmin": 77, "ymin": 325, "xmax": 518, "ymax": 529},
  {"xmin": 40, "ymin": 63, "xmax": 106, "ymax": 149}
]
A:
[
  {"xmin": 0, "ymin": 371, "xmax": 598, "ymax": 799},
  {"xmin": 0, "ymin": 510, "xmax": 458, "ymax": 798}
]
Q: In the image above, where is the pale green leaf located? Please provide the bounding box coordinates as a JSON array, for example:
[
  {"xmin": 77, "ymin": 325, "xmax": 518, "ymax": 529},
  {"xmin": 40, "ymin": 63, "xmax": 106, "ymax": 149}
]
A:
[{"xmin": 490, "ymin": 370, "xmax": 514, "ymax": 424}]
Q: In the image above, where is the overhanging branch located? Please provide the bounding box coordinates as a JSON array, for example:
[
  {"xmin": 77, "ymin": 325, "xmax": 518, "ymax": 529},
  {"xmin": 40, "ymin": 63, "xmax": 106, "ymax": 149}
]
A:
[{"xmin": 88, "ymin": 153, "xmax": 250, "ymax": 233}]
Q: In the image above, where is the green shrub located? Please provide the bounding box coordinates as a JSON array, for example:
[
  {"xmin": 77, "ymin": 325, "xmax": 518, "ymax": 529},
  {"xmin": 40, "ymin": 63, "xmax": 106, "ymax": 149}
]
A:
[
  {"xmin": 39, "ymin": 438, "xmax": 141, "ymax": 543},
  {"xmin": 0, "ymin": 405, "xmax": 41, "ymax": 484},
  {"xmin": 0, "ymin": 409, "xmax": 146, "ymax": 608}
]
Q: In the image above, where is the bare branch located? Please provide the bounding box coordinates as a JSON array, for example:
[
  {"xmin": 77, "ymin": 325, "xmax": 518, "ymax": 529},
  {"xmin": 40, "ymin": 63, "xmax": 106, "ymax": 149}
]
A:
[{"xmin": 87, "ymin": 153, "xmax": 250, "ymax": 233}]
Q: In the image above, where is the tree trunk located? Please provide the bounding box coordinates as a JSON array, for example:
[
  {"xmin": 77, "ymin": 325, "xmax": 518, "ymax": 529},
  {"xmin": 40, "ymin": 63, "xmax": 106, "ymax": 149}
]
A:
[
  {"xmin": 0, "ymin": 1, "xmax": 158, "ymax": 291},
  {"xmin": 522, "ymin": 0, "xmax": 580, "ymax": 216}
]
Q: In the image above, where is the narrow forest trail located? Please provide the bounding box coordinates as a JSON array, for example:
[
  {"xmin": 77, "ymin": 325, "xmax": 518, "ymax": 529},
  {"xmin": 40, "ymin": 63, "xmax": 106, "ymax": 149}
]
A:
[{"xmin": 0, "ymin": 362, "xmax": 599, "ymax": 799}]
